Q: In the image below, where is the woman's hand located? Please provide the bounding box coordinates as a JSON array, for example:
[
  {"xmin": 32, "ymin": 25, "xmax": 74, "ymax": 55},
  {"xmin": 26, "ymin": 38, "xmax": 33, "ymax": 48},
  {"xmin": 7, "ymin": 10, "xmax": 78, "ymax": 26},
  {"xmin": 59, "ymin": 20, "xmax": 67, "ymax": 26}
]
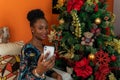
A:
[
  {"xmin": 51, "ymin": 72, "xmax": 63, "ymax": 80},
  {"xmin": 56, "ymin": 74, "xmax": 62, "ymax": 80},
  {"xmin": 35, "ymin": 53, "xmax": 55, "ymax": 75}
]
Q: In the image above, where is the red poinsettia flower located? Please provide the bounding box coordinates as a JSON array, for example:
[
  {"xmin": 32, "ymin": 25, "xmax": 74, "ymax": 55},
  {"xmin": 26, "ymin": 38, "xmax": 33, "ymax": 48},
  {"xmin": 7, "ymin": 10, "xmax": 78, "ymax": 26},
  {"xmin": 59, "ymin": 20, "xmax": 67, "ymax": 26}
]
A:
[
  {"xmin": 73, "ymin": 58, "xmax": 92, "ymax": 78},
  {"xmin": 67, "ymin": 0, "xmax": 84, "ymax": 13},
  {"xmin": 95, "ymin": 65, "xmax": 110, "ymax": 80}
]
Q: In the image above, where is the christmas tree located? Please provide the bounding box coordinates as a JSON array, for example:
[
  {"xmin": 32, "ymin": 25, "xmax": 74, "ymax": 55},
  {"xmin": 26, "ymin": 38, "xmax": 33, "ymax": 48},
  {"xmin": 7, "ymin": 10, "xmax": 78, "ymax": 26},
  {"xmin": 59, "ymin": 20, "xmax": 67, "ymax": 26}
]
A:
[{"xmin": 48, "ymin": 0, "xmax": 120, "ymax": 80}]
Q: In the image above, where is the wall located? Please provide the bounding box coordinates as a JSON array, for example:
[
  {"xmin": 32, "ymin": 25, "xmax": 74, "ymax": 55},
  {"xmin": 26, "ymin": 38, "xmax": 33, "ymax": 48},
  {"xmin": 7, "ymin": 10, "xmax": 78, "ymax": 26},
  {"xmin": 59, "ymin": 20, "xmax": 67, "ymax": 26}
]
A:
[
  {"xmin": 0, "ymin": 0, "xmax": 58, "ymax": 43},
  {"xmin": 0, "ymin": 0, "xmax": 113, "ymax": 43},
  {"xmin": 114, "ymin": 0, "xmax": 120, "ymax": 35}
]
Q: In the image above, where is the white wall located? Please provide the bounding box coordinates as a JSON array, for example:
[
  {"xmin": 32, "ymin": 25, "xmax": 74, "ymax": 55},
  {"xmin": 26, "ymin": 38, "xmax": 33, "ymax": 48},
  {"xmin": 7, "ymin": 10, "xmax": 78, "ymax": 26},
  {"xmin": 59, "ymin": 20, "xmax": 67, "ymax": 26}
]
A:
[{"xmin": 114, "ymin": 0, "xmax": 120, "ymax": 35}]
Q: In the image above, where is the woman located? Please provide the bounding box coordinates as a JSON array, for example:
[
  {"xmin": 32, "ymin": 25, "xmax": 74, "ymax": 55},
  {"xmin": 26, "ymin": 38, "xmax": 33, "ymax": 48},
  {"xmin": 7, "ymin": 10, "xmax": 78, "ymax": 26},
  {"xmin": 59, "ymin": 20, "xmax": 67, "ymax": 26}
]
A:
[{"xmin": 18, "ymin": 9, "xmax": 62, "ymax": 80}]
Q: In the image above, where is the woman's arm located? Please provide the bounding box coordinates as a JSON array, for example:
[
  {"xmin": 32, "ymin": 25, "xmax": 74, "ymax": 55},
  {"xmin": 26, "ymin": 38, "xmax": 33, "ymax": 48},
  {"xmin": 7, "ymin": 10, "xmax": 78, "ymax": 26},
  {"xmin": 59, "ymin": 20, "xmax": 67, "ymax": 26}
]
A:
[
  {"xmin": 51, "ymin": 72, "xmax": 63, "ymax": 80},
  {"xmin": 18, "ymin": 45, "xmax": 55, "ymax": 80},
  {"xmin": 46, "ymin": 69, "xmax": 62, "ymax": 80},
  {"xmin": 18, "ymin": 48, "xmax": 43, "ymax": 80}
]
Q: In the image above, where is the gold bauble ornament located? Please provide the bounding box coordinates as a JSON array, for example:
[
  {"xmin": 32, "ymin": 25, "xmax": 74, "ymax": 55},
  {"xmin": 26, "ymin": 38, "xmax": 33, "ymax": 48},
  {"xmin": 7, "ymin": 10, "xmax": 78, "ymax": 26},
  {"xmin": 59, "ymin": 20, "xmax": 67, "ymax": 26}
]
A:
[
  {"xmin": 88, "ymin": 53, "xmax": 95, "ymax": 60},
  {"xmin": 59, "ymin": 18, "xmax": 64, "ymax": 24},
  {"xmin": 95, "ymin": 18, "xmax": 101, "ymax": 25}
]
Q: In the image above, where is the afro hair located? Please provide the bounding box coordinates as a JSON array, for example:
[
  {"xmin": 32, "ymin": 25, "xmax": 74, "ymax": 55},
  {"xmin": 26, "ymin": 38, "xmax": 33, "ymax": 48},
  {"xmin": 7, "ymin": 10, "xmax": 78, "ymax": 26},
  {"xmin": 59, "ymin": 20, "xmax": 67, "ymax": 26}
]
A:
[{"xmin": 27, "ymin": 9, "xmax": 45, "ymax": 26}]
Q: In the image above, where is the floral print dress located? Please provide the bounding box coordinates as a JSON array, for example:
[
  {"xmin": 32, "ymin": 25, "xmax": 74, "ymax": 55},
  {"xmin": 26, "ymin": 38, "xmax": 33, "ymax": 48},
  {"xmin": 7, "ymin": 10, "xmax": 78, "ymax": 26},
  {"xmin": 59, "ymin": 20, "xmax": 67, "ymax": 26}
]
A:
[{"xmin": 18, "ymin": 44, "xmax": 54, "ymax": 80}]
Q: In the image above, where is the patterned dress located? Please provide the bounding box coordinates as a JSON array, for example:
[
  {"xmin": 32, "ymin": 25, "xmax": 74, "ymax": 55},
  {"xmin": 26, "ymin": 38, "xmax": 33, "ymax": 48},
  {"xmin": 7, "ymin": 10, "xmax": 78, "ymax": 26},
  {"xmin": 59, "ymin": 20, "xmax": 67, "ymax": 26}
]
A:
[{"xmin": 18, "ymin": 44, "xmax": 54, "ymax": 80}]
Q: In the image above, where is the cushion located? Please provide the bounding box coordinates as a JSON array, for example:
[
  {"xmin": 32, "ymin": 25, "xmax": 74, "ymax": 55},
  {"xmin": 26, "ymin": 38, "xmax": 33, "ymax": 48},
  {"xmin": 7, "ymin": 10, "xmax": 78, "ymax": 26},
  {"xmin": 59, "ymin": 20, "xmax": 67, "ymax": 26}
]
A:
[
  {"xmin": 0, "ymin": 55, "xmax": 20, "ymax": 80},
  {"xmin": 0, "ymin": 41, "xmax": 24, "ymax": 79},
  {"xmin": 0, "ymin": 41, "xmax": 24, "ymax": 57}
]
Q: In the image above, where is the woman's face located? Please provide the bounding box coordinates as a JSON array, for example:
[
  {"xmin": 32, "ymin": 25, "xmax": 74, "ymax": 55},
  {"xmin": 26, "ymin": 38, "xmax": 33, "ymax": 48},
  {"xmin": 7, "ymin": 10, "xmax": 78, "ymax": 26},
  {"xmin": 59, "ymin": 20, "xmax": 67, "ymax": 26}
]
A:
[{"xmin": 31, "ymin": 19, "xmax": 48, "ymax": 40}]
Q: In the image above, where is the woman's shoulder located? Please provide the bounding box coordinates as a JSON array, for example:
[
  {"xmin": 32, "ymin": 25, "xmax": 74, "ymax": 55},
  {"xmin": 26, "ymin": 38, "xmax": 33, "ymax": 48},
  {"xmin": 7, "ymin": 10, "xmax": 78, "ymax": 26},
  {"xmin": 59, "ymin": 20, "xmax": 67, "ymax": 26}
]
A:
[
  {"xmin": 21, "ymin": 43, "xmax": 39, "ymax": 56},
  {"xmin": 23, "ymin": 43, "xmax": 34, "ymax": 49}
]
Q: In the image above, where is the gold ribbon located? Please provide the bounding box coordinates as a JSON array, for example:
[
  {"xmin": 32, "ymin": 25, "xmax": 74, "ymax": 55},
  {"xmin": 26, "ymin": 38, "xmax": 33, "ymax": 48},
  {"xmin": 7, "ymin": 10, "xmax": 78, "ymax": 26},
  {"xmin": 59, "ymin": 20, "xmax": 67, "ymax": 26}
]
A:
[
  {"xmin": 113, "ymin": 39, "xmax": 120, "ymax": 54},
  {"xmin": 86, "ymin": 0, "xmax": 99, "ymax": 5},
  {"xmin": 48, "ymin": 30, "xmax": 56, "ymax": 42},
  {"xmin": 71, "ymin": 11, "xmax": 82, "ymax": 38},
  {"xmin": 111, "ymin": 13, "xmax": 116, "ymax": 23},
  {"xmin": 105, "ymin": 39, "xmax": 120, "ymax": 54},
  {"xmin": 60, "ymin": 47, "xmax": 75, "ymax": 59}
]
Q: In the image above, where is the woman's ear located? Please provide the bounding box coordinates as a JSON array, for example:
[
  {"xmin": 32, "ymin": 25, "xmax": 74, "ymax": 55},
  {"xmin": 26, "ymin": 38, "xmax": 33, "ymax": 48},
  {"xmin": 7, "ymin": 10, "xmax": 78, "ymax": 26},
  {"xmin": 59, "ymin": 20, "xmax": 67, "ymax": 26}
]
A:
[{"xmin": 30, "ymin": 27, "xmax": 35, "ymax": 34}]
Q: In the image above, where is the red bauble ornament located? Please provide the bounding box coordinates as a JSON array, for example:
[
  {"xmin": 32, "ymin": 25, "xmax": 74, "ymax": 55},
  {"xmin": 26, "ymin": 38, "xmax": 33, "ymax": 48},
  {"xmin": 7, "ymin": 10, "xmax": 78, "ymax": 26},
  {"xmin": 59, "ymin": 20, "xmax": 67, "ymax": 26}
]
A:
[
  {"xmin": 54, "ymin": 51, "xmax": 60, "ymax": 59},
  {"xmin": 111, "ymin": 55, "xmax": 117, "ymax": 62},
  {"xmin": 105, "ymin": 27, "xmax": 110, "ymax": 35},
  {"xmin": 94, "ymin": 3, "xmax": 98, "ymax": 12},
  {"xmin": 95, "ymin": 50, "xmax": 110, "ymax": 66}
]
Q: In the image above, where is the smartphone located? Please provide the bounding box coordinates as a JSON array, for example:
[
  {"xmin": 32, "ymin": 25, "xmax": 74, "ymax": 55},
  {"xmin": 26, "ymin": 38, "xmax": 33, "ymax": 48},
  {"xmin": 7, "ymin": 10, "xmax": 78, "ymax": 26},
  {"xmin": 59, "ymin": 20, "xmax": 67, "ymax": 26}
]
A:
[{"xmin": 43, "ymin": 46, "xmax": 55, "ymax": 60}]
